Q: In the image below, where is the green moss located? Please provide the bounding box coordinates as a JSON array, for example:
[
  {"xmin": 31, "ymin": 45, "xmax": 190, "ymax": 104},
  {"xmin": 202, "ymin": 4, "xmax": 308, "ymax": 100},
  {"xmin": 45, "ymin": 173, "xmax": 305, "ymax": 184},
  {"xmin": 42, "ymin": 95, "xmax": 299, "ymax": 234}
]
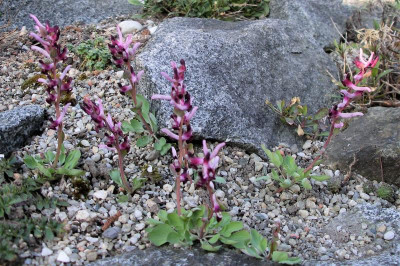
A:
[
  {"xmin": 377, "ymin": 183, "xmax": 395, "ymax": 203},
  {"xmin": 21, "ymin": 74, "xmax": 46, "ymax": 91},
  {"xmin": 71, "ymin": 177, "xmax": 90, "ymax": 199}
]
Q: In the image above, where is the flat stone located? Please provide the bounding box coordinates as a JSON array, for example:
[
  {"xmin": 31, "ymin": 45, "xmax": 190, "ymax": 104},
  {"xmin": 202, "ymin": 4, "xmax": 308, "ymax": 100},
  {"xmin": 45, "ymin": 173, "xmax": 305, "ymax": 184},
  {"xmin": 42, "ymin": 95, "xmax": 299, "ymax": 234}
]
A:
[
  {"xmin": 326, "ymin": 107, "xmax": 400, "ymax": 186},
  {"xmin": 103, "ymin": 226, "xmax": 120, "ymax": 239},
  {"xmin": 41, "ymin": 246, "xmax": 53, "ymax": 256},
  {"xmin": 0, "ymin": 105, "xmax": 45, "ymax": 156},
  {"xmin": 89, "ymin": 246, "xmax": 274, "ymax": 266}
]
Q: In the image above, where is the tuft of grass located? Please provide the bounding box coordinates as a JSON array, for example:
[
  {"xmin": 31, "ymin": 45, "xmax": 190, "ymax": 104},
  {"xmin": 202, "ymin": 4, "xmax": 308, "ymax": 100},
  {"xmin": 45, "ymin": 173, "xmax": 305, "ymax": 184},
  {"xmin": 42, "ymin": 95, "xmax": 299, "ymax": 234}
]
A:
[{"xmin": 129, "ymin": 0, "xmax": 270, "ymax": 21}]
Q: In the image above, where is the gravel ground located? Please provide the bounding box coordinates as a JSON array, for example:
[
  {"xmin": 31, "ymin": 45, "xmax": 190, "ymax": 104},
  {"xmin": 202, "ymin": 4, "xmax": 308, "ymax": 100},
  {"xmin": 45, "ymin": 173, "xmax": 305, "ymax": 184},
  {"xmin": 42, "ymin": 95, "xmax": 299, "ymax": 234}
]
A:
[{"xmin": 0, "ymin": 15, "xmax": 400, "ymax": 265}]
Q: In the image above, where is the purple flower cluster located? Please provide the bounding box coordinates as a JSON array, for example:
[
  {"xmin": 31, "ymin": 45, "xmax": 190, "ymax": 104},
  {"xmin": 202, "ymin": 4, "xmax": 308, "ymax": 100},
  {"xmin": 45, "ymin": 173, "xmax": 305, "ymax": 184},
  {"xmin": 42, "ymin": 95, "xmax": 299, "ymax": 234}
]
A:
[
  {"xmin": 30, "ymin": 14, "xmax": 72, "ymax": 130},
  {"xmin": 152, "ymin": 60, "xmax": 225, "ymax": 219},
  {"xmin": 108, "ymin": 26, "xmax": 143, "ymax": 95},
  {"xmin": 30, "ymin": 15, "xmax": 71, "ymax": 104},
  {"xmin": 81, "ymin": 97, "xmax": 130, "ymax": 154},
  {"xmin": 190, "ymin": 140, "xmax": 225, "ymax": 216},
  {"xmin": 152, "ymin": 60, "xmax": 198, "ymax": 141},
  {"xmin": 329, "ymin": 49, "xmax": 378, "ymax": 128}
]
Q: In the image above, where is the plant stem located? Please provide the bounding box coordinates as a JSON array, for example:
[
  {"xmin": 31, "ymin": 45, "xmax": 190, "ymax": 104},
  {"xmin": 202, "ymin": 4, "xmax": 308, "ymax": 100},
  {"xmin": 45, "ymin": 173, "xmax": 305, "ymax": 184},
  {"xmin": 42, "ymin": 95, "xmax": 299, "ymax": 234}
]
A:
[
  {"xmin": 114, "ymin": 134, "xmax": 132, "ymax": 194},
  {"xmin": 175, "ymin": 117, "xmax": 185, "ymax": 216},
  {"xmin": 126, "ymin": 61, "xmax": 154, "ymax": 136},
  {"xmin": 303, "ymin": 121, "xmax": 336, "ymax": 173},
  {"xmin": 52, "ymin": 61, "xmax": 62, "ymax": 168}
]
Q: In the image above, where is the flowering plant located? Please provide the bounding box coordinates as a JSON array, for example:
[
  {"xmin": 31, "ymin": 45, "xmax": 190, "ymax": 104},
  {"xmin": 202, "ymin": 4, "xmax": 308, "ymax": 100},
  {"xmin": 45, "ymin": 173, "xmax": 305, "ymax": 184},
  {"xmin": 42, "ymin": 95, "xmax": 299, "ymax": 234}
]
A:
[
  {"xmin": 109, "ymin": 26, "xmax": 170, "ymax": 153},
  {"xmin": 29, "ymin": 14, "xmax": 74, "ymax": 168},
  {"xmin": 81, "ymin": 97, "xmax": 133, "ymax": 193}
]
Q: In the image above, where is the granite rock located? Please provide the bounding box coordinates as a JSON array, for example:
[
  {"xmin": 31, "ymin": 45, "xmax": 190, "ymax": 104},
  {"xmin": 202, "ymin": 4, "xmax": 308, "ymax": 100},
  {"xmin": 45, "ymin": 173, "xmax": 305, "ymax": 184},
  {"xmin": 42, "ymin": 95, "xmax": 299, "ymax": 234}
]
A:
[
  {"xmin": 0, "ymin": 105, "xmax": 45, "ymax": 157},
  {"xmin": 136, "ymin": 17, "xmax": 338, "ymax": 156},
  {"xmin": 326, "ymin": 107, "xmax": 400, "ymax": 186},
  {"xmin": 89, "ymin": 246, "xmax": 277, "ymax": 266}
]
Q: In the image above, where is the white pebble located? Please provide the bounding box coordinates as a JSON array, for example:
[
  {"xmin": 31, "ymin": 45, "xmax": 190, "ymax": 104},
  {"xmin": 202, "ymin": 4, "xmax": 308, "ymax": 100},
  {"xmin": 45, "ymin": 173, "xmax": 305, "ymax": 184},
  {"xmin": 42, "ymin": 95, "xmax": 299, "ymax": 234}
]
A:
[
  {"xmin": 57, "ymin": 251, "xmax": 70, "ymax": 263},
  {"xmin": 75, "ymin": 210, "xmax": 90, "ymax": 221},
  {"xmin": 118, "ymin": 20, "xmax": 143, "ymax": 35},
  {"xmin": 93, "ymin": 190, "xmax": 108, "ymax": 200},
  {"xmin": 41, "ymin": 246, "xmax": 53, "ymax": 256},
  {"xmin": 135, "ymin": 223, "xmax": 145, "ymax": 231},
  {"xmin": 163, "ymin": 184, "xmax": 173, "ymax": 193},
  {"xmin": 384, "ymin": 231, "xmax": 395, "ymax": 240},
  {"xmin": 360, "ymin": 192, "xmax": 370, "ymax": 200}
]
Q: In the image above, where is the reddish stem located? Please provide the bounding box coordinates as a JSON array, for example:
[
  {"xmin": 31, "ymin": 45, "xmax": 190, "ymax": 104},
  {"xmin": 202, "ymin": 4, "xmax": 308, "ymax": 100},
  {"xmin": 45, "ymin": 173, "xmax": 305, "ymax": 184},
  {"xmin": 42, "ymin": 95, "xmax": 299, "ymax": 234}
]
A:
[
  {"xmin": 125, "ymin": 61, "xmax": 154, "ymax": 136},
  {"xmin": 52, "ymin": 59, "xmax": 63, "ymax": 168},
  {"xmin": 114, "ymin": 132, "xmax": 132, "ymax": 194},
  {"xmin": 175, "ymin": 117, "xmax": 185, "ymax": 216}
]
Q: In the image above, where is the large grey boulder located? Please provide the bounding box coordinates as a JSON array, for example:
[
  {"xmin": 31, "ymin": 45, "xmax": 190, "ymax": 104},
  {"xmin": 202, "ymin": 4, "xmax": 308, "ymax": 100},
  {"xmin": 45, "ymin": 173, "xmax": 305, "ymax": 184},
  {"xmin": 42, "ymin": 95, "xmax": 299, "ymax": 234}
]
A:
[
  {"xmin": 137, "ymin": 17, "xmax": 338, "ymax": 154},
  {"xmin": 90, "ymin": 246, "xmax": 276, "ymax": 266},
  {"xmin": 269, "ymin": 0, "xmax": 387, "ymax": 48},
  {"xmin": 0, "ymin": 105, "xmax": 45, "ymax": 157},
  {"xmin": 325, "ymin": 107, "xmax": 400, "ymax": 186},
  {"xmin": 269, "ymin": 0, "xmax": 353, "ymax": 48}
]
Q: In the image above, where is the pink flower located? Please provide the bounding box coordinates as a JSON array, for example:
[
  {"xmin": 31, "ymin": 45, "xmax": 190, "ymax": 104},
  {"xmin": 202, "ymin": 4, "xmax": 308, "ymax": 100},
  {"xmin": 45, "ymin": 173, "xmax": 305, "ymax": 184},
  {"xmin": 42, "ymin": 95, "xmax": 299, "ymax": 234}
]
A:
[
  {"xmin": 342, "ymin": 77, "xmax": 371, "ymax": 92},
  {"xmin": 49, "ymin": 103, "xmax": 70, "ymax": 129},
  {"xmin": 190, "ymin": 140, "xmax": 225, "ymax": 185}
]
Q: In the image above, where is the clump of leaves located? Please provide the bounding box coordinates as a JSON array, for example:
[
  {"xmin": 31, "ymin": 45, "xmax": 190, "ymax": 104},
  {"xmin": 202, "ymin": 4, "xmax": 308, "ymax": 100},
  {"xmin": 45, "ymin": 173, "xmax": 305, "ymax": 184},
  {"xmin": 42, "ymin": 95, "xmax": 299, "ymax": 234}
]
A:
[
  {"xmin": 0, "ymin": 239, "xmax": 17, "ymax": 262},
  {"xmin": 376, "ymin": 183, "xmax": 395, "ymax": 203},
  {"xmin": 257, "ymin": 144, "xmax": 329, "ymax": 191},
  {"xmin": 67, "ymin": 37, "xmax": 112, "ymax": 71},
  {"xmin": 23, "ymin": 146, "xmax": 84, "ymax": 181},
  {"xmin": 363, "ymin": 182, "xmax": 375, "ymax": 195},
  {"xmin": 129, "ymin": 0, "xmax": 270, "ymax": 21},
  {"xmin": 146, "ymin": 206, "xmax": 300, "ymax": 264},
  {"xmin": 0, "ymin": 156, "xmax": 16, "ymax": 184},
  {"xmin": 265, "ymin": 97, "xmax": 329, "ymax": 138}
]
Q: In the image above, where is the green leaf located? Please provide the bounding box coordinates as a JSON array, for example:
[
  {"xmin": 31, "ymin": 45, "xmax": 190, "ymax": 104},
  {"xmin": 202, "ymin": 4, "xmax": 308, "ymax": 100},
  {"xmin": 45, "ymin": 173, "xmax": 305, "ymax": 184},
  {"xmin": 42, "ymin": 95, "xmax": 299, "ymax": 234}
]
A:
[
  {"xmin": 222, "ymin": 230, "xmax": 250, "ymax": 249},
  {"xmin": 128, "ymin": 0, "xmax": 144, "ymax": 6},
  {"xmin": 250, "ymin": 229, "xmax": 266, "ymax": 254},
  {"xmin": 64, "ymin": 150, "xmax": 81, "ymax": 169},
  {"xmin": 154, "ymin": 137, "xmax": 167, "ymax": 150},
  {"xmin": 149, "ymin": 112, "xmax": 158, "ymax": 132},
  {"xmin": 110, "ymin": 170, "xmax": 123, "ymax": 187},
  {"xmin": 136, "ymin": 136, "xmax": 152, "ymax": 148},
  {"xmin": 208, "ymin": 233, "xmax": 220, "ymax": 244},
  {"xmin": 214, "ymin": 176, "xmax": 226, "ymax": 184},
  {"xmin": 256, "ymin": 176, "xmax": 270, "ymax": 181},
  {"xmin": 278, "ymin": 257, "xmax": 302, "ymax": 265},
  {"xmin": 201, "ymin": 241, "xmax": 221, "ymax": 252},
  {"xmin": 44, "ymin": 227, "xmax": 54, "ymax": 240},
  {"xmin": 24, "ymin": 155, "xmax": 38, "ymax": 169},
  {"xmin": 261, "ymin": 144, "xmax": 282, "ymax": 168},
  {"xmin": 147, "ymin": 224, "xmax": 175, "ymax": 246},
  {"xmin": 37, "ymin": 164, "xmax": 52, "ymax": 178},
  {"xmin": 56, "ymin": 168, "xmax": 85, "ymax": 176},
  {"xmin": 157, "ymin": 210, "xmax": 168, "ymax": 222},
  {"xmin": 160, "ymin": 143, "xmax": 172, "ymax": 156},
  {"xmin": 282, "ymin": 155, "xmax": 297, "ymax": 176},
  {"xmin": 272, "ymin": 251, "xmax": 293, "ymax": 262},
  {"xmin": 301, "ymin": 178, "xmax": 312, "ymax": 190},
  {"xmin": 131, "ymin": 119, "xmax": 145, "ymax": 133},
  {"xmin": 44, "ymin": 150, "xmax": 55, "ymax": 164},
  {"xmin": 313, "ymin": 108, "xmax": 329, "ymax": 120},
  {"xmin": 270, "ymin": 170, "xmax": 281, "ymax": 181},
  {"xmin": 167, "ymin": 212, "xmax": 184, "ymax": 231},
  {"xmin": 132, "ymin": 177, "xmax": 146, "ymax": 192},
  {"xmin": 147, "ymin": 218, "xmax": 163, "ymax": 226},
  {"xmin": 377, "ymin": 69, "xmax": 393, "ymax": 81},
  {"xmin": 117, "ymin": 194, "xmax": 129, "ymax": 203},
  {"xmin": 59, "ymin": 144, "xmax": 66, "ymax": 165},
  {"xmin": 221, "ymin": 221, "xmax": 243, "ymax": 237},
  {"xmin": 166, "ymin": 231, "xmax": 181, "ymax": 244},
  {"xmin": 243, "ymin": 246, "xmax": 262, "ymax": 259},
  {"xmin": 310, "ymin": 175, "xmax": 330, "ymax": 182}
]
